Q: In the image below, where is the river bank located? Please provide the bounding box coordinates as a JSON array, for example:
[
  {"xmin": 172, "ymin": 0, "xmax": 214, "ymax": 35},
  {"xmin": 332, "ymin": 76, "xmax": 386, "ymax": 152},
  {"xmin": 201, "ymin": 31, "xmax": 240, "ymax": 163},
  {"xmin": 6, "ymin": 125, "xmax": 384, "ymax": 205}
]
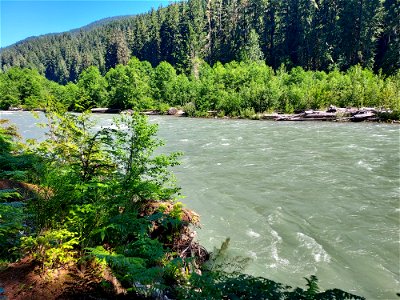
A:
[
  {"xmin": 144, "ymin": 107, "xmax": 400, "ymax": 123},
  {"xmin": 5, "ymin": 105, "xmax": 398, "ymax": 123}
]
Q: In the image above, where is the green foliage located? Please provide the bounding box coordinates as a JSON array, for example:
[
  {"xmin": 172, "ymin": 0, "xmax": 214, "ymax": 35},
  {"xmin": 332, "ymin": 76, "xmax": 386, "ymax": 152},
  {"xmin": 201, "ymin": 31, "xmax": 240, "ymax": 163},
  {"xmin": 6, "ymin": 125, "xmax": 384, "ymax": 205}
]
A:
[
  {"xmin": 177, "ymin": 272, "xmax": 365, "ymax": 300},
  {"xmin": 0, "ymin": 67, "xmax": 65, "ymax": 110},
  {"xmin": 0, "ymin": 203, "xmax": 26, "ymax": 259},
  {"xmin": 38, "ymin": 112, "xmax": 115, "ymax": 183},
  {"xmin": 124, "ymin": 236, "xmax": 166, "ymax": 265},
  {"xmin": 0, "ymin": 120, "xmax": 18, "ymax": 155},
  {"xmin": 0, "ymin": 189, "xmax": 22, "ymax": 202},
  {"xmin": 239, "ymin": 29, "xmax": 264, "ymax": 62},
  {"xmin": 169, "ymin": 201, "xmax": 184, "ymax": 221},
  {"xmin": 87, "ymin": 246, "xmax": 165, "ymax": 296},
  {"xmin": 75, "ymin": 66, "xmax": 108, "ymax": 111},
  {"xmin": 0, "ymin": 119, "xmax": 40, "ymax": 181},
  {"xmin": 21, "ymin": 229, "xmax": 78, "ymax": 270},
  {"xmin": 152, "ymin": 61, "xmax": 177, "ymax": 103},
  {"xmin": 105, "ymin": 59, "xmax": 153, "ymax": 110},
  {"xmin": 176, "ymin": 272, "xmax": 290, "ymax": 300},
  {"xmin": 101, "ymin": 212, "xmax": 149, "ymax": 246},
  {"xmin": 1, "ymin": 58, "xmax": 399, "ymax": 120},
  {"xmin": 175, "ymin": 239, "xmax": 365, "ymax": 299},
  {"xmin": 16, "ymin": 110, "xmax": 190, "ymax": 296},
  {"xmin": 65, "ymin": 204, "xmax": 106, "ymax": 248},
  {"xmin": 183, "ymin": 102, "xmax": 196, "ymax": 117},
  {"xmin": 110, "ymin": 112, "xmax": 181, "ymax": 201},
  {"xmin": 289, "ymin": 275, "xmax": 365, "ymax": 300}
]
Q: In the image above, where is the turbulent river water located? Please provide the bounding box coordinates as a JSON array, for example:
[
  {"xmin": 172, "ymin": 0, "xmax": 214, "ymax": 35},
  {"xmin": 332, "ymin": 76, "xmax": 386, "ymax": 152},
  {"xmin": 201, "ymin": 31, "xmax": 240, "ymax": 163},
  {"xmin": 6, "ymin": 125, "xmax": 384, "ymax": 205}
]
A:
[{"xmin": 2, "ymin": 111, "xmax": 399, "ymax": 299}]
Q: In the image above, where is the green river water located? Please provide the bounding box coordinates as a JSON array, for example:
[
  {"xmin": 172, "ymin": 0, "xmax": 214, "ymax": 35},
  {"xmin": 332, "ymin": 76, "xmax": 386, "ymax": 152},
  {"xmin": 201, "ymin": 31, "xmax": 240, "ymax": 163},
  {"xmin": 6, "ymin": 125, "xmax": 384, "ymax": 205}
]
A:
[{"xmin": 2, "ymin": 111, "xmax": 399, "ymax": 299}]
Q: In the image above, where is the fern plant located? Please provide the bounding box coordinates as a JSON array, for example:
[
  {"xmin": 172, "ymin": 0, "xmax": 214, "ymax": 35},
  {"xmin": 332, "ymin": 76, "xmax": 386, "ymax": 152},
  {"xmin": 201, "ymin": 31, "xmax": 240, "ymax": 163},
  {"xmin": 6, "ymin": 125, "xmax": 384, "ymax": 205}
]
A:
[{"xmin": 21, "ymin": 229, "xmax": 79, "ymax": 270}]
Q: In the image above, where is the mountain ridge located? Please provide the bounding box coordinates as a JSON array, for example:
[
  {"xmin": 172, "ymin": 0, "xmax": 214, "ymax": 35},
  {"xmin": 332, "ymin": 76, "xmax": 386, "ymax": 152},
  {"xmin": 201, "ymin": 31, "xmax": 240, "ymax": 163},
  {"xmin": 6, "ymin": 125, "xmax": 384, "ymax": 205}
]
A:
[{"xmin": 1, "ymin": 14, "xmax": 136, "ymax": 50}]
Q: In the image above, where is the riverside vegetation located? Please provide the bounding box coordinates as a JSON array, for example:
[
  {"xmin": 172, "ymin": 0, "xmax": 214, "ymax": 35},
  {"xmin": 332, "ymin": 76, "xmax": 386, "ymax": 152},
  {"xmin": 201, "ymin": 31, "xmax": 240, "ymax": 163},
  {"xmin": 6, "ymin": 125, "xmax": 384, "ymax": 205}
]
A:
[
  {"xmin": 0, "ymin": 60, "xmax": 399, "ymax": 120},
  {"xmin": 0, "ymin": 110, "xmax": 366, "ymax": 299}
]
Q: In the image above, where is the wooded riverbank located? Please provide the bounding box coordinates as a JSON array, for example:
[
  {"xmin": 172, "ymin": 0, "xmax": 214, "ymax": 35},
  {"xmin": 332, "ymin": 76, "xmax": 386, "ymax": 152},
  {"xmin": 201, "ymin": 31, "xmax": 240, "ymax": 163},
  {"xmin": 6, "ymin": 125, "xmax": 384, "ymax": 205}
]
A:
[{"xmin": 1, "ymin": 62, "xmax": 399, "ymax": 123}]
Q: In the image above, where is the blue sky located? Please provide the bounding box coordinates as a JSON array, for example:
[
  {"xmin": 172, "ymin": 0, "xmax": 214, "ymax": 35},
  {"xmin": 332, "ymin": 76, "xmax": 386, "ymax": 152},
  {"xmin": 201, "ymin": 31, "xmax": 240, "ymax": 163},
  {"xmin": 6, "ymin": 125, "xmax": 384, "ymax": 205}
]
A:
[{"xmin": 0, "ymin": 0, "xmax": 176, "ymax": 48}]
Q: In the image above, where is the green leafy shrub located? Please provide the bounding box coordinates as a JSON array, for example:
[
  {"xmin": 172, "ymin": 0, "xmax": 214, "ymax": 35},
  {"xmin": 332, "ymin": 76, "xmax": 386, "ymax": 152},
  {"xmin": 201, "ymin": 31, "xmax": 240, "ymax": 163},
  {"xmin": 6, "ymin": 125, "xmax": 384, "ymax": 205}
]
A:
[
  {"xmin": 176, "ymin": 273, "xmax": 365, "ymax": 300},
  {"xmin": 0, "ymin": 120, "xmax": 40, "ymax": 181},
  {"xmin": 169, "ymin": 201, "xmax": 184, "ymax": 221},
  {"xmin": 87, "ymin": 246, "xmax": 165, "ymax": 297},
  {"xmin": 110, "ymin": 112, "xmax": 181, "ymax": 201},
  {"xmin": 124, "ymin": 236, "xmax": 166, "ymax": 265},
  {"xmin": 156, "ymin": 102, "xmax": 171, "ymax": 114},
  {"xmin": 0, "ymin": 189, "xmax": 22, "ymax": 202},
  {"xmin": 65, "ymin": 204, "xmax": 106, "ymax": 248},
  {"xmin": 0, "ymin": 202, "xmax": 26, "ymax": 259},
  {"xmin": 183, "ymin": 102, "xmax": 196, "ymax": 117},
  {"xmin": 240, "ymin": 108, "xmax": 256, "ymax": 119},
  {"xmin": 21, "ymin": 229, "xmax": 79, "ymax": 270}
]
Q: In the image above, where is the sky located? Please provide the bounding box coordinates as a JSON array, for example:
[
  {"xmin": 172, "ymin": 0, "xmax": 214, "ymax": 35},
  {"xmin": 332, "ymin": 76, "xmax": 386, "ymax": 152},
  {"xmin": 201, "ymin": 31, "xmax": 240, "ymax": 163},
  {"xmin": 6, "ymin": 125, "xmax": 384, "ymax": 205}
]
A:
[{"xmin": 0, "ymin": 0, "xmax": 176, "ymax": 48}]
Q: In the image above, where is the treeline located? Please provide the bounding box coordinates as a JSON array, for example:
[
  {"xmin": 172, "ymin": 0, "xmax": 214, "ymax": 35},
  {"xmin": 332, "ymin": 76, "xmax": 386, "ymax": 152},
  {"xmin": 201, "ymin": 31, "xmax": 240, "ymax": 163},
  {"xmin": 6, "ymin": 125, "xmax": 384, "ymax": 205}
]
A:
[
  {"xmin": 1, "ymin": 0, "xmax": 399, "ymax": 84},
  {"xmin": 1, "ymin": 59, "xmax": 399, "ymax": 118}
]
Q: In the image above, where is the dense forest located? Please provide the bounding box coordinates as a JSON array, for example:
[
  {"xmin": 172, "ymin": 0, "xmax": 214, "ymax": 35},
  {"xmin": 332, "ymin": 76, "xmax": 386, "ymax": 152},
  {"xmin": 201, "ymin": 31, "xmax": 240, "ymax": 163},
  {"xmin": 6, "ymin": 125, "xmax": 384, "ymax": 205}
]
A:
[{"xmin": 1, "ymin": 0, "xmax": 399, "ymax": 85}]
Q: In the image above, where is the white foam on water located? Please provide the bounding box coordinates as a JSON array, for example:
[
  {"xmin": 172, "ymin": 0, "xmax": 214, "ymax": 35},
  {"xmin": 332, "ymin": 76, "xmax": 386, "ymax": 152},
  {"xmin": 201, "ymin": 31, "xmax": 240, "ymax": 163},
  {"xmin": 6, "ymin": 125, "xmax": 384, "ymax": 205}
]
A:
[
  {"xmin": 266, "ymin": 229, "xmax": 289, "ymax": 269},
  {"xmin": 248, "ymin": 251, "xmax": 258, "ymax": 259},
  {"xmin": 297, "ymin": 232, "xmax": 331, "ymax": 263},
  {"xmin": 271, "ymin": 229, "xmax": 282, "ymax": 242},
  {"xmin": 0, "ymin": 111, "xmax": 16, "ymax": 115},
  {"xmin": 180, "ymin": 139, "xmax": 189, "ymax": 142},
  {"xmin": 246, "ymin": 229, "xmax": 261, "ymax": 238},
  {"xmin": 202, "ymin": 142, "xmax": 213, "ymax": 148},
  {"xmin": 97, "ymin": 124, "xmax": 126, "ymax": 130},
  {"xmin": 357, "ymin": 160, "xmax": 373, "ymax": 171},
  {"xmin": 221, "ymin": 143, "xmax": 230, "ymax": 146},
  {"xmin": 358, "ymin": 205, "xmax": 368, "ymax": 212},
  {"xmin": 267, "ymin": 207, "xmax": 283, "ymax": 225}
]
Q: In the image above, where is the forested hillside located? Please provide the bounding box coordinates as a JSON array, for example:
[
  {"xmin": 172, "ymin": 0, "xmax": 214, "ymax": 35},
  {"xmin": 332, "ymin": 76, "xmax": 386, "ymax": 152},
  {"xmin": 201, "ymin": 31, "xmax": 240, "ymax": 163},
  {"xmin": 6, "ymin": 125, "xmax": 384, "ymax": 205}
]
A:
[{"xmin": 1, "ymin": 0, "xmax": 399, "ymax": 84}]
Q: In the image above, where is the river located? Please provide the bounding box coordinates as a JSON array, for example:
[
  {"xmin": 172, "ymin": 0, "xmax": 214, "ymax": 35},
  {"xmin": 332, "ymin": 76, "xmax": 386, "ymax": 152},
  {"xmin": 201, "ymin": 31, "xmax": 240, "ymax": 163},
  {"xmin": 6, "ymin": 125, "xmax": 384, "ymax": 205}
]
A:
[{"xmin": 2, "ymin": 111, "xmax": 399, "ymax": 299}]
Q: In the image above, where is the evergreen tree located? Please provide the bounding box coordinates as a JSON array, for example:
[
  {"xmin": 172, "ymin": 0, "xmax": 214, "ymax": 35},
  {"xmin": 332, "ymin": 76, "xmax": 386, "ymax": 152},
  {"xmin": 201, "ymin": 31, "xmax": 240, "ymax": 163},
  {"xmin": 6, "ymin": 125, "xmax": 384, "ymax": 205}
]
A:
[
  {"xmin": 239, "ymin": 29, "xmax": 264, "ymax": 62},
  {"xmin": 105, "ymin": 30, "xmax": 131, "ymax": 69}
]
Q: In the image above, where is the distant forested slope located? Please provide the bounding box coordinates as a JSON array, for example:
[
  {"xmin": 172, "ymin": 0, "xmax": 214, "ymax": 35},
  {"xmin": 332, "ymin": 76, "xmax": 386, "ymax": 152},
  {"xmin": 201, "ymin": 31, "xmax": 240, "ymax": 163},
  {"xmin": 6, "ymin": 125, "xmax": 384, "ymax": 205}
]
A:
[{"xmin": 1, "ymin": 0, "xmax": 399, "ymax": 84}]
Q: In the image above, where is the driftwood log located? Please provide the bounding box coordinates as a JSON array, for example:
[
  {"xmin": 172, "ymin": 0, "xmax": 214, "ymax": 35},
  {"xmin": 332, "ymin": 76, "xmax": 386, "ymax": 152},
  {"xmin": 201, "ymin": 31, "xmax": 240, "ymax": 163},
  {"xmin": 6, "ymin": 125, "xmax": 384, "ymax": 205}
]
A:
[
  {"xmin": 91, "ymin": 107, "xmax": 121, "ymax": 114},
  {"xmin": 265, "ymin": 106, "xmax": 391, "ymax": 122}
]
